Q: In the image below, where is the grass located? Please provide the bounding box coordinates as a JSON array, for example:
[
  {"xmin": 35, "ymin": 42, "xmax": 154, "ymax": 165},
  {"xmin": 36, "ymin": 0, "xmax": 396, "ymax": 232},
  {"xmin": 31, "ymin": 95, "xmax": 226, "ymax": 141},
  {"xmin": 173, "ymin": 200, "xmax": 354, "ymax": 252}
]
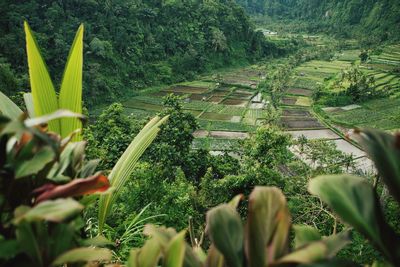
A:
[
  {"xmin": 326, "ymin": 97, "xmax": 400, "ymax": 130},
  {"xmin": 123, "ymin": 101, "xmax": 163, "ymax": 111},
  {"xmin": 220, "ymin": 106, "xmax": 247, "ymax": 116},
  {"xmin": 245, "ymin": 109, "xmax": 267, "ymax": 120},
  {"xmin": 128, "ymin": 95, "xmax": 164, "ymax": 105},
  {"xmin": 295, "ymin": 97, "xmax": 312, "ymax": 107},
  {"xmin": 182, "ymin": 100, "xmax": 211, "ymax": 110},
  {"xmin": 180, "ymin": 81, "xmax": 215, "ymax": 88},
  {"xmin": 335, "ymin": 50, "xmax": 360, "ymax": 62},
  {"xmin": 192, "ymin": 138, "xmax": 242, "ymax": 151},
  {"xmin": 200, "ymin": 112, "xmax": 234, "ymax": 122},
  {"xmin": 198, "ymin": 120, "xmax": 256, "ymax": 132},
  {"xmin": 123, "ymin": 107, "xmax": 157, "ymax": 117}
]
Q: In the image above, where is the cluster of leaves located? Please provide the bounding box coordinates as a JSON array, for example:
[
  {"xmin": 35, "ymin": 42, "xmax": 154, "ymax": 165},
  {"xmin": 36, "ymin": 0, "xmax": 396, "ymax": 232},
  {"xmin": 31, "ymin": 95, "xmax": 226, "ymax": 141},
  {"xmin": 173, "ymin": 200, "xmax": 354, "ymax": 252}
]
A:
[
  {"xmin": 0, "ymin": 113, "xmax": 112, "ymax": 266},
  {"xmin": 296, "ymin": 137, "xmax": 356, "ymax": 174},
  {"xmin": 127, "ymin": 186, "xmax": 351, "ymax": 267},
  {"xmin": 121, "ymin": 127, "xmax": 400, "ymax": 267},
  {"xmin": 310, "ymin": 129, "xmax": 400, "ymax": 266},
  {"xmin": 338, "ymin": 67, "xmax": 380, "ymax": 102}
]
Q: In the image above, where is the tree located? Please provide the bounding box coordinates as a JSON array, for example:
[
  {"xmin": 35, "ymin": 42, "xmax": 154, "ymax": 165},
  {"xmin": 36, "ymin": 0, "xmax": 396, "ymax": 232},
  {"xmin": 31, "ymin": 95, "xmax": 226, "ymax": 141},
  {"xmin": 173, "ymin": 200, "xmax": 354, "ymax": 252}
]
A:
[
  {"xmin": 359, "ymin": 50, "xmax": 369, "ymax": 63},
  {"xmin": 339, "ymin": 67, "xmax": 378, "ymax": 102},
  {"xmin": 145, "ymin": 94, "xmax": 199, "ymax": 179},
  {"xmin": 242, "ymin": 125, "xmax": 292, "ymax": 169},
  {"xmin": 86, "ymin": 103, "xmax": 144, "ymax": 170}
]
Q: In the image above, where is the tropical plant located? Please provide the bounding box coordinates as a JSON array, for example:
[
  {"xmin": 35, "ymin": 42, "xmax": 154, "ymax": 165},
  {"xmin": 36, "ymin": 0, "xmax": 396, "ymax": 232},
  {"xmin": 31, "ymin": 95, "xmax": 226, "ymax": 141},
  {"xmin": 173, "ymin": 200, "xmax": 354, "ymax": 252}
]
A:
[
  {"xmin": 98, "ymin": 115, "xmax": 169, "ymax": 232},
  {"xmin": 126, "ymin": 186, "xmax": 351, "ymax": 267},
  {"xmin": 0, "ymin": 22, "xmax": 84, "ymax": 141},
  {"xmin": 309, "ymin": 129, "xmax": 400, "ymax": 266},
  {"xmin": 0, "ymin": 111, "xmax": 112, "ymax": 266}
]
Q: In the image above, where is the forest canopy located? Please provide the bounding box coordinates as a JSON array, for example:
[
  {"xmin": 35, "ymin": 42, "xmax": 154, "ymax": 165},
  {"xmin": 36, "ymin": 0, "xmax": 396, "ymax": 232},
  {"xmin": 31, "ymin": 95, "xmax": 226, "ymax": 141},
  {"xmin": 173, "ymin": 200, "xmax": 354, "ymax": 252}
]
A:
[
  {"xmin": 0, "ymin": 0, "xmax": 280, "ymax": 106},
  {"xmin": 236, "ymin": 0, "xmax": 400, "ymax": 40}
]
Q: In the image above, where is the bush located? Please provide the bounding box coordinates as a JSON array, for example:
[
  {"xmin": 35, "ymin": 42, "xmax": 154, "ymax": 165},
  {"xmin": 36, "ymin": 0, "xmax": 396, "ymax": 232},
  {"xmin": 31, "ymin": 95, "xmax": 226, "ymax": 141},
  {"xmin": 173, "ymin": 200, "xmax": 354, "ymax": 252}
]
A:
[{"xmin": 116, "ymin": 163, "xmax": 200, "ymax": 231}]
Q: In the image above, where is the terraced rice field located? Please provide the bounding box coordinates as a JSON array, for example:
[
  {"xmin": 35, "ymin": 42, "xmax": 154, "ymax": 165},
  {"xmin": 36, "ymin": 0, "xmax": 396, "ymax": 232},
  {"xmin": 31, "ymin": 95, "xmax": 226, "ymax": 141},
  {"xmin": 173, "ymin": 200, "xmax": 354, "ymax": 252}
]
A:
[
  {"xmin": 326, "ymin": 97, "xmax": 400, "ymax": 130},
  {"xmin": 120, "ymin": 65, "xmax": 267, "ymax": 151},
  {"xmin": 280, "ymin": 50, "xmax": 377, "ymax": 172},
  {"xmin": 321, "ymin": 44, "xmax": 400, "ymax": 130}
]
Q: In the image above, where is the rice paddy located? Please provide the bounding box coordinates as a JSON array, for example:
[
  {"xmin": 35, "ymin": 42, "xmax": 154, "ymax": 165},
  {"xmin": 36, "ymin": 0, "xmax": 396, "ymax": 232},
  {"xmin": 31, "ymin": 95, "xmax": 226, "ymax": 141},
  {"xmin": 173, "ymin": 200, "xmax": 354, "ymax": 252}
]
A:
[{"xmin": 119, "ymin": 64, "xmax": 268, "ymax": 150}]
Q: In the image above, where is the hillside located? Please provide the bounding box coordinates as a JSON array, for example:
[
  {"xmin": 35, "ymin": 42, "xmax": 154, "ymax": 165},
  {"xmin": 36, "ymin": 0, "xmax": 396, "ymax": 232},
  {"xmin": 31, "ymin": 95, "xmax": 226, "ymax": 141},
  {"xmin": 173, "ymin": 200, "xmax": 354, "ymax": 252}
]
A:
[
  {"xmin": 0, "ymin": 0, "xmax": 281, "ymax": 105},
  {"xmin": 237, "ymin": 0, "xmax": 400, "ymax": 40}
]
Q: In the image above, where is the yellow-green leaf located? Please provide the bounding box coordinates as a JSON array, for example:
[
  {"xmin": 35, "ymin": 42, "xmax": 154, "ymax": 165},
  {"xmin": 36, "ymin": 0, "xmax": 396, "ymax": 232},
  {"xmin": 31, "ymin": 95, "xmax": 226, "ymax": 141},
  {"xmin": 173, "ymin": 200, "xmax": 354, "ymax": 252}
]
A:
[
  {"xmin": 24, "ymin": 21, "xmax": 59, "ymax": 133},
  {"xmin": 23, "ymin": 93, "xmax": 35, "ymax": 117},
  {"xmin": 0, "ymin": 91, "xmax": 23, "ymax": 119},
  {"xmin": 59, "ymin": 24, "xmax": 84, "ymax": 141},
  {"xmin": 164, "ymin": 230, "xmax": 186, "ymax": 267},
  {"xmin": 51, "ymin": 247, "xmax": 112, "ymax": 266},
  {"xmin": 98, "ymin": 115, "xmax": 168, "ymax": 232}
]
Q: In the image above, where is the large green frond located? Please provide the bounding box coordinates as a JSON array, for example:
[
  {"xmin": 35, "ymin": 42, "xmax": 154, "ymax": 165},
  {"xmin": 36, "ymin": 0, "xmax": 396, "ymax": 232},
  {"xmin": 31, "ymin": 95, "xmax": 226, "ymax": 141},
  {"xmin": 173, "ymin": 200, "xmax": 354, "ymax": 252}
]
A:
[
  {"xmin": 98, "ymin": 116, "xmax": 168, "ymax": 232},
  {"xmin": 24, "ymin": 21, "xmax": 59, "ymax": 133},
  {"xmin": 59, "ymin": 24, "xmax": 84, "ymax": 141}
]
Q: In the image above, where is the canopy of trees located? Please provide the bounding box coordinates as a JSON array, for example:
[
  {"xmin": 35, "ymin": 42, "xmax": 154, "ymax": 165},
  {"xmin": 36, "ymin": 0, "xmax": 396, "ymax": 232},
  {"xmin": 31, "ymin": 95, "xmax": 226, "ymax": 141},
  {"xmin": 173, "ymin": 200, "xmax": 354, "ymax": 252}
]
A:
[{"xmin": 237, "ymin": 0, "xmax": 400, "ymax": 40}]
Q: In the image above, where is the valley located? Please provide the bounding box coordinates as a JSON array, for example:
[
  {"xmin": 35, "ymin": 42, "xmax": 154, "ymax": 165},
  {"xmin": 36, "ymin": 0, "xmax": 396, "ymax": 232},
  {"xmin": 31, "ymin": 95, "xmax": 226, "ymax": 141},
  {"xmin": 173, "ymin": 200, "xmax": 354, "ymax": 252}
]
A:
[
  {"xmin": 1, "ymin": 1, "xmax": 400, "ymax": 266},
  {"xmin": 110, "ymin": 33, "xmax": 399, "ymax": 173}
]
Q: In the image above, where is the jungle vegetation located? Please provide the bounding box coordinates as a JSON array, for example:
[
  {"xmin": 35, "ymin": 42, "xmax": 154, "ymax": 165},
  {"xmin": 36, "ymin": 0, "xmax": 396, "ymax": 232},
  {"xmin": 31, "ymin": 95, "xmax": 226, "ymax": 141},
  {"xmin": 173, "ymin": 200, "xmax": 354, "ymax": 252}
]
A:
[
  {"xmin": 0, "ymin": 0, "xmax": 399, "ymax": 266},
  {"xmin": 0, "ymin": 0, "xmax": 287, "ymax": 106},
  {"xmin": 238, "ymin": 0, "xmax": 400, "ymax": 41}
]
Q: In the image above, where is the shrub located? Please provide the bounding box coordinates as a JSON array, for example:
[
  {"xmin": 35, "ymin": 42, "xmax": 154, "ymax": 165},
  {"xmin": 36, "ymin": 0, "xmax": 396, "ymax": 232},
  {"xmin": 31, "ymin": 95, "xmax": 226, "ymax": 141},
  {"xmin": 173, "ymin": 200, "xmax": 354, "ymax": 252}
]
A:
[
  {"xmin": 127, "ymin": 186, "xmax": 351, "ymax": 267},
  {"xmin": 0, "ymin": 113, "xmax": 112, "ymax": 266}
]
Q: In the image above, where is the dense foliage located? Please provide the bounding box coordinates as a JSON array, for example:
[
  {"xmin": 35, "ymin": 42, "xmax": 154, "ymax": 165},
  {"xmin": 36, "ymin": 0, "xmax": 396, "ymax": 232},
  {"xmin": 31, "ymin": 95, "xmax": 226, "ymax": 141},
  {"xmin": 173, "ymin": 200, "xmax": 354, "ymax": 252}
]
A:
[
  {"xmin": 0, "ymin": 113, "xmax": 112, "ymax": 266},
  {"xmin": 237, "ymin": 0, "xmax": 400, "ymax": 41},
  {"xmin": 0, "ymin": 0, "xmax": 281, "ymax": 106}
]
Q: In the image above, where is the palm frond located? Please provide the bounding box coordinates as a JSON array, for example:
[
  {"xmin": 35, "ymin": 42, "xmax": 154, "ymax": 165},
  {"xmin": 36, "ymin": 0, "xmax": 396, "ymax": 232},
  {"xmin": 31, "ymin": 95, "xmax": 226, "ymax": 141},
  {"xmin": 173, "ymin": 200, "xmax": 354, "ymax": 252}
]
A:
[
  {"xmin": 24, "ymin": 21, "xmax": 59, "ymax": 133},
  {"xmin": 59, "ymin": 24, "xmax": 84, "ymax": 141},
  {"xmin": 98, "ymin": 116, "xmax": 168, "ymax": 232}
]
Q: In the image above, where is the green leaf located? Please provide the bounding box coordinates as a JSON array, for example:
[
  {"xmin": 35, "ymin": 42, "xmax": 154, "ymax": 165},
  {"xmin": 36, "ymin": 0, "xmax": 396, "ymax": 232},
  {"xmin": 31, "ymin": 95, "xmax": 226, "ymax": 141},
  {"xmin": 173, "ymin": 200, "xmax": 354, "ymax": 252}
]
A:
[
  {"xmin": 24, "ymin": 109, "xmax": 84, "ymax": 128},
  {"xmin": 23, "ymin": 93, "xmax": 35, "ymax": 117},
  {"xmin": 276, "ymin": 231, "xmax": 350, "ymax": 265},
  {"xmin": 0, "ymin": 238, "xmax": 20, "ymax": 260},
  {"xmin": 14, "ymin": 198, "xmax": 83, "ymax": 224},
  {"xmin": 164, "ymin": 230, "xmax": 186, "ymax": 267},
  {"xmin": 228, "ymin": 194, "xmax": 243, "ymax": 209},
  {"xmin": 322, "ymin": 231, "xmax": 351, "ymax": 258},
  {"xmin": 293, "ymin": 225, "xmax": 322, "ymax": 249},
  {"xmin": 245, "ymin": 187, "xmax": 290, "ymax": 267},
  {"xmin": 0, "ymin": 90, "xmax": 23, "ymax": 119},
  {"xmin": 309, "ymin": 175, "xmax": 400, "ymax": 264},
  {"xmin": 15, "ymin": 146, "xmax": 55, "ymax": 178},
  {"xmin": 205, "ymin": 244, "xmax": 225, "ymax": 267},
  {"xmin": 137, "ymin": 238, "xmax": 162, "ymax": 267},
  {"xmin": 98, "ymin": 115, "xmax": 168, "ymax": 232},
  {"xmin": 24, "ymin": 21, "xmax": 59, "ymax": 133},
  {"xmin": 356, "ymin": 129, "xmax": 400, "ymax": 203},
  {"xmin": 275, "ymin": 242, "xmax": 327, "ymax": 264},
  {"xmin": 206, "ymin": 204, "xmax": 243, "ymax": 267},
  {"xmin": 59, "ymin": 24, "xmax": 84, "ymax": 141},
  {"xmin": 82, "ymin": 235, "xmax": 115, "ymax": 247},
  {"xmin": 51, "ymin": 247, "xmax": 112, "ymax": 266},
  {"xmin": 127, "ymin": 249, "xmax": 140, "ymax": 267},
  {"xmin": 15, "ymin": 221, "xmax": 42, "ymax": 266}
]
